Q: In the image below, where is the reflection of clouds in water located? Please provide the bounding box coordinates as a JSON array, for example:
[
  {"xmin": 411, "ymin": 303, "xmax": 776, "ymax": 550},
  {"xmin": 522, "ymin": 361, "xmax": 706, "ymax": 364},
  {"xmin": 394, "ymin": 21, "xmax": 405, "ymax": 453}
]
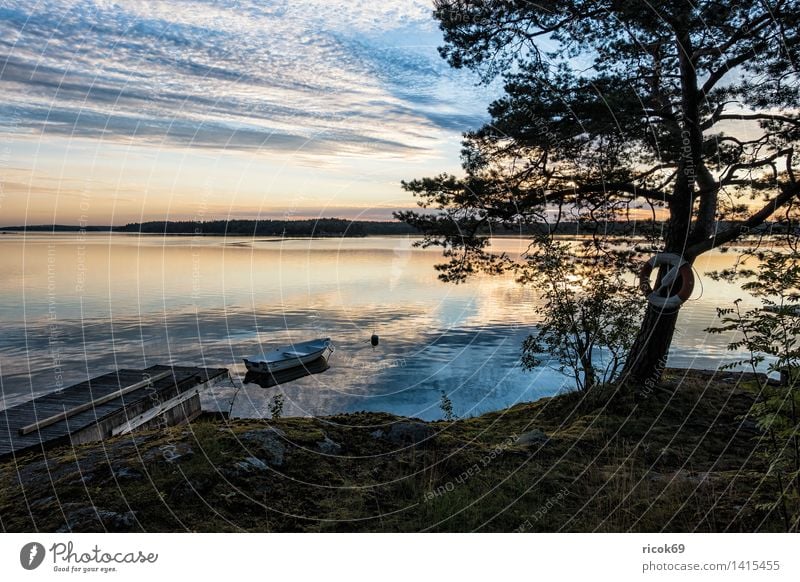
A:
[
  {"xmin": 0, "ymin": 236, "xmax": 768, "ymax": 418},
  {"xmin": 0, "ymin": 298, "xmax": 565, "ymax": 420},
  {"xmin": 389, "ymin": 237, "xmax": 413, "ymax": 291},
  {"xmin": 224, "ymin": 324, "xmax": 566, "ymax": 421},
  {"xmin": 2, "ymin": 297, "xmax": 764, "ymax": 417}
]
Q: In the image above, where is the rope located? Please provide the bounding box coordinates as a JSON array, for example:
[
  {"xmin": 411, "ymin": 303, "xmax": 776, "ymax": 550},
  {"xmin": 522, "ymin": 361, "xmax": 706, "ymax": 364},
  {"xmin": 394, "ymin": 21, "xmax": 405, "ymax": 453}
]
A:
[{"xmin": 688, "ymin": 263, "xmax": 704, "ymax": 301}]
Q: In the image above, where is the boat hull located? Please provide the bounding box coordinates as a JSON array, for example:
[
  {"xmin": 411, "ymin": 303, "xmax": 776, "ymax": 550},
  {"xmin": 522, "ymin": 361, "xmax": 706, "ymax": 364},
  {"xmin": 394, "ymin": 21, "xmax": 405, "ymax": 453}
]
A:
[{"xmin": 242, "ymin": 342, "xmax": 333, "ymax": 374}]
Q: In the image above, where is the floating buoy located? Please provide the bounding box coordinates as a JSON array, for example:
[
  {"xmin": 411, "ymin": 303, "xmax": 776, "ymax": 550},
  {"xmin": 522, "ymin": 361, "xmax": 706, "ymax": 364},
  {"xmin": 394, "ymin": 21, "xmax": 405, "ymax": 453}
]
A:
[
  {"xmin": 370, "ymin": 334, "xmax": 379, "ymax": 347},
  {"xmin": 639, "ymin": 253, "xmax": 695, "ymax": 310}
]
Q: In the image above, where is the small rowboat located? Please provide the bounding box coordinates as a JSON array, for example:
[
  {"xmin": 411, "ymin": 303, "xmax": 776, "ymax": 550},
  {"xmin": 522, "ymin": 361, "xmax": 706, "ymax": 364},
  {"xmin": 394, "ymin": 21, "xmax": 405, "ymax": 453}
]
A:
[{"xmin": 242, "ymin": 338, "xmax": 334, "ymax": 374}]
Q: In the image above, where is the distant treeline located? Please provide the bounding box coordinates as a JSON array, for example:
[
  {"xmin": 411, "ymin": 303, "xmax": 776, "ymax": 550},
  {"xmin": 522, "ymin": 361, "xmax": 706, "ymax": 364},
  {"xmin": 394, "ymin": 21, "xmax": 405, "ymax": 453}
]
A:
[
  {"xmin": 1, "ymin": 224, "xmax": 114, "ymax": 232},
  {"xmin": 2, "ymin": 219, "xmax": 789, "ymax": 237},
  {"xmin": 123, "ymin": 219, "xmax": 419, "ymax": 236},
  {"xmin": 1, "ymin": 219, "xmax": 419, "ymax": 236},
  {"xmin": 1, "ymin": 218, "xmax": 654, "ymax": 236}
]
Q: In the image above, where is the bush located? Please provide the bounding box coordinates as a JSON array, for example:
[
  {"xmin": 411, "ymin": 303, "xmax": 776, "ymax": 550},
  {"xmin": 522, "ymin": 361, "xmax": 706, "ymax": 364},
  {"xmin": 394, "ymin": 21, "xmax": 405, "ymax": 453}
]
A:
[
  {"xmin": 517, "ymin": 237, "xmax": 644, "ymax": 392},
  {"xmin": 707, "ymin": 247, "xmax": 800, "ymax": 531},
  {"xmin": 269, "ymin": 393, "xmax": 286, "ymax": 419},
  {"xmin": 439, "ymin": 391, "xmax": 456, "ymax": 421}
]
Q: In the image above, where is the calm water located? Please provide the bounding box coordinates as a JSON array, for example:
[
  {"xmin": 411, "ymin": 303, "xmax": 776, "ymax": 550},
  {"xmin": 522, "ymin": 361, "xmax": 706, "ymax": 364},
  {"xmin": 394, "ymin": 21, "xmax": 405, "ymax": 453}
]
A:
[{"xmin": 0, "ymin": 234, "xmax": 759, "ymax": 420}]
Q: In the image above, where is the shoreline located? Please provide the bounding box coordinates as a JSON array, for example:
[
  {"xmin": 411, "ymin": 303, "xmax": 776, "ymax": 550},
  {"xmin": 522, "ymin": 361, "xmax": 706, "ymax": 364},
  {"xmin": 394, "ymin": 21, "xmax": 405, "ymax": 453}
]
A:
[
  {"xmin": 0, "ymin": 230, "xmax": 776, "ymax": 246},
  {"xmin": 0, "ymin": 368, "xmax": 784, "ymax": 532}
]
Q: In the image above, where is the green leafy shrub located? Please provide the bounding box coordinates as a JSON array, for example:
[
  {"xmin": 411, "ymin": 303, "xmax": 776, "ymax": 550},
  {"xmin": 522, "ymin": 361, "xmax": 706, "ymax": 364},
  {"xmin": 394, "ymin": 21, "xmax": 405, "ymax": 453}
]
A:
[
  {"xmin": 269, "ymin": 393, "xmax": 286, "ymax": 419},
  {"xmin": 518, "ymin": 237, "xmax": 644, "ymax": 392},
  {"xmin": 707, "ymin": 248, "xmax": 800, "ymax": 531},
  {"xmin": 439, "ymin": 391, "xmax": 456, "ymax": 421}
]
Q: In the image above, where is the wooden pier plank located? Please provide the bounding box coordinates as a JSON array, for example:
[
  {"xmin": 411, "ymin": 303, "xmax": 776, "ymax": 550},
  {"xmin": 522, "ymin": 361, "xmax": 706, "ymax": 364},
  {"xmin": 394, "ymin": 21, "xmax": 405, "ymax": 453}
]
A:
[{"xmin": 0, "ymin": 365, "xmax": 228, "ymax": 458}]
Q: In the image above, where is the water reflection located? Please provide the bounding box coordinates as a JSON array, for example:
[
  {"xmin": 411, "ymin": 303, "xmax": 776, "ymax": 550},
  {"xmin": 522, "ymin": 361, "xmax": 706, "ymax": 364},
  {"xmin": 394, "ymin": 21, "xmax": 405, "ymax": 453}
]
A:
[{"xmin": 0, "ymin": 234, "xmax": 762, "ymax": 419}]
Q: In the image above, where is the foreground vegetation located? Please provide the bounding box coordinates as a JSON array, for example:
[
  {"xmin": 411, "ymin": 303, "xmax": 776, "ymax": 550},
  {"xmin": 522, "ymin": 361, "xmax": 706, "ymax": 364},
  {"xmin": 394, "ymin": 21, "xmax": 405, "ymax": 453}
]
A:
[{"xmin": 0, "ymin": 369, "xmax": 790, "ymax": 532}]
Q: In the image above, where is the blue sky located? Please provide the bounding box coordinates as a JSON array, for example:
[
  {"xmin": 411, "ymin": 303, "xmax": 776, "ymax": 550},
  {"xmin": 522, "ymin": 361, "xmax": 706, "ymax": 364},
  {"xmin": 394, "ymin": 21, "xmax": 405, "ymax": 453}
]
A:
[{"xmin": 0, "ymin": 0, "xmax": 495, "ymax": 224}]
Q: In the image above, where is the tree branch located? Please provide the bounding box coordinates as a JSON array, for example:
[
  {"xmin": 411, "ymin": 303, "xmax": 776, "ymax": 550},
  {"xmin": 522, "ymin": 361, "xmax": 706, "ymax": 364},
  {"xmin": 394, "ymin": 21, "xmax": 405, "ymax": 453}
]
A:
[
  {"xmin": 691, "ymin": 12, "xmax": 776, "ymax": 61},
  {"xmin": 704, "ymin": 113, "xmax": 800, "ymax": 130},
  {"xmin": 719, "ymin": 148, "xmax": 794, "ymax": 185},
  {"xmin": 687, "ymin": 181, "xmax": 800, "ymax": 258},
  {"xmin": 544, "ymin": 182, "xmax": 671, "ymax": 204},
  {"xmin": 701, "ymin": 49, "xmax": 761, "ymax": 98}
]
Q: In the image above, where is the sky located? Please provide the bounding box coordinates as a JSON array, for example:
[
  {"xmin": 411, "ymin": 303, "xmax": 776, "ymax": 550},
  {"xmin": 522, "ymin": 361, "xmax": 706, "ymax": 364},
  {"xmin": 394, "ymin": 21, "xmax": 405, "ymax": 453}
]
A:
[{"xmin": 0, "ymin": 0, "xmax": 495, "ymax": 225}]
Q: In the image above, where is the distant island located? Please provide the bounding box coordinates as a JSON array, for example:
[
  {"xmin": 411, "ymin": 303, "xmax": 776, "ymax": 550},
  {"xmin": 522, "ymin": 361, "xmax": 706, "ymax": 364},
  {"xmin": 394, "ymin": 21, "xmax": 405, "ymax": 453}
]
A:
[
  {"xmin": 0, "ymin": 218, "xmax": 786, "ymax": 238},
  {"xmin": 0, "ymin": 217, "xmax": 647, "ymax": 237},
  {"xmin": 0, "ymin": 218, "xmax": 418, "ymax": 237}
]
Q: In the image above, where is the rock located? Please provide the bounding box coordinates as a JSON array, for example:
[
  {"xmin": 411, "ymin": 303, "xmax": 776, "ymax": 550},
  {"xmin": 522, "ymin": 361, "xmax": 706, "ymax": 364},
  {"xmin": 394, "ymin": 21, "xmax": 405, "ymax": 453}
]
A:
[
  {"xmin": 57, "ymin": 505, "xmax": 136, "ymax": 533},
  {"xmin": 383, "ymin": 422, "xmax": 434, "ymax": 445},
  {"xmin": 516, "ymin": 430, "xmax": 549, "ymax": 447},
  {"xmin": 65, "ymin": 473, "xmax": 95, "ymax": 487},
  {"xmin": 316, "ymin": 435, "xmax": 342, "ymax": 455},
  {"xmin": 12, "ymin": 458, "xmax": 50, "ymax": 485},
  {"xmin": 142, "ymin": 442, "xmax": 194, "ymax": 465},
  {"xmin": 113, "ymin": 466, "xmax": 143, "ymax": 481},
  {"xmin": 370, "ymin": 429, "xmax": 385, "ymax": 439},
  {"xmin": 222, "ymin": 456, "xmax": 272, "ymax": 481},
  {"xmin": 240, "ymin": 428, "xmax": 286, "ymax": 466},
  {"xmin": 29, "ymin": 495, "xmax": 56, "ymax": 510},
  {"xmin": 165, "ymin": 443, "xmax": 194, "ymax": 464},
  {"xmin": 18, "ymin": 450, "xmax": 110, "ymax": 486},
  {"xmin": 238, "ymin": 456, "xmax": 269, "ymax": 471}
]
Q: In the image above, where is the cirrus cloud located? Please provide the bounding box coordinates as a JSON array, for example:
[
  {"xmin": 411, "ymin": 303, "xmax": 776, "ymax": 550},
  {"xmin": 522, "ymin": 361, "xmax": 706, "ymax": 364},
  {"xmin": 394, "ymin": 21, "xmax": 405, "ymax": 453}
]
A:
[{"xmin": 0, "ymin": 0, "xmax": 492, "ymax": 157}]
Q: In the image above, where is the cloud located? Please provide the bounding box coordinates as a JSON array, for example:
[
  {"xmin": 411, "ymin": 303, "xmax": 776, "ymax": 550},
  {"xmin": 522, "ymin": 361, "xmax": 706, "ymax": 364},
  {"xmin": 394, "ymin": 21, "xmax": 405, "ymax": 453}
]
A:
[{"xmin": 0, "ymin": 0, "xmax": 490, "ymax": 158}]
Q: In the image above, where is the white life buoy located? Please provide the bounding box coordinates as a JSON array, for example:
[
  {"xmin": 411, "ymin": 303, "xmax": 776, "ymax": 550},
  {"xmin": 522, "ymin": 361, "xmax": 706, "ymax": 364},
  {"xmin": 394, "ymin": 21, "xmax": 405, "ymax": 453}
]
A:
[{"xmin": 639, "ymin": 253, "xmax": 695, "ymax": 310}]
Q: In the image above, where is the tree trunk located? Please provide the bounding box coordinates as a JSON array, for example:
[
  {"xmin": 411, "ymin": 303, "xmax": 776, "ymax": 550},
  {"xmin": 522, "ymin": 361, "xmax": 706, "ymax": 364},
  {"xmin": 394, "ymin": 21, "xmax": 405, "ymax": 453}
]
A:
[
  {"xmin": 620, "ymin": 29, "xmax": 704, "ymax": 391},
  {"xmin": 621, "ymin": 304, "xmax": 681, "ymax": 391},
  {"xmin": 620, "ymin": 31, "xmax": 701, "ymax": 391},
  {"xmin": 580, "ymin": 351, "xmax": 597, "ymax": 392}
]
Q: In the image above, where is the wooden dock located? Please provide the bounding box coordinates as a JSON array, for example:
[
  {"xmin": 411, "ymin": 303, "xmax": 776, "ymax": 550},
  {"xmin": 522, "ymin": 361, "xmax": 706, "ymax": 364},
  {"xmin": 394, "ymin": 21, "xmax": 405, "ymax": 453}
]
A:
[{"xmin": 0, "ymin": 365, "xmax": 229, "ymax": 460}]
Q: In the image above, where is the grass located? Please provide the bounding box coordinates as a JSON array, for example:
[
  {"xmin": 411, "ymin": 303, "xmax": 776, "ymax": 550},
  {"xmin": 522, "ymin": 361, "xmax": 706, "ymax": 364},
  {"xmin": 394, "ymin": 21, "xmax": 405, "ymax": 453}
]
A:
[{"xmin": 0, "ymin": 369, "xmax": 788, "ymax": 532}]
